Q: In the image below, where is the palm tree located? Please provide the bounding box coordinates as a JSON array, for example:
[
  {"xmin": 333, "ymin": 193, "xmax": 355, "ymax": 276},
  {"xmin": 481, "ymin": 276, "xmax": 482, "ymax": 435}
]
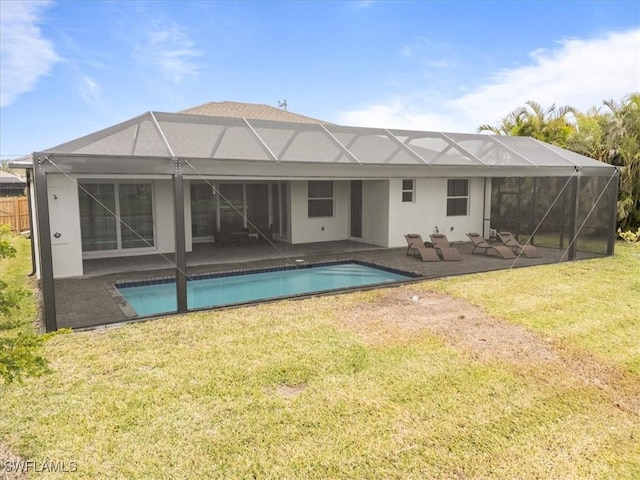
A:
[
  {"xmin": 481, "ymin": 94, "xmax": 640, "ymax": 231},
  {"xmin": 602, "ymin": 94, "xmax": 640, "ymax": 229},
  {"xmin": 478, "ymin": 101, "xmax": 576, "ymax": 147}
]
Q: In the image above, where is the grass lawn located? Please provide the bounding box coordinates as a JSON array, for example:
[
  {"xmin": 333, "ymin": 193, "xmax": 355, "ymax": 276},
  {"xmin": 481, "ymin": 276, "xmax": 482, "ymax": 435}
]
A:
[{"xmin": 1, "ymin": 236, "xmax": 638, "ymax": 479}]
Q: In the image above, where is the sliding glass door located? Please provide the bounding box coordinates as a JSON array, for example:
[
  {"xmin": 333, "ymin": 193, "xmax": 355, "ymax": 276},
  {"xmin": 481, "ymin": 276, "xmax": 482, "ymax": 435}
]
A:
[
  {"xmin": 271, "ymin": 182, "xmax": 288, "ymax": 237},
  {"xmin": 190, "ymin": 182, "xmax": 216, "ymax": 241},
  {"xmin": 79, "ymin": 182, "xmax": 154, "ymax": 253},
  {"xmin": 189, "ymin": 181, "xmax": 289, "ymax": 241}
]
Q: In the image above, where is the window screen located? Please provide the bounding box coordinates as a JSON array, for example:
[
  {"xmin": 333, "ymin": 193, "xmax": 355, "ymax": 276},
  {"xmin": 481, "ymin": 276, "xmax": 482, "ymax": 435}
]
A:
[
  {"xmin": 308, "ymin": 181, "xmax": 333, "ymax": 217},
  {"xmin": 447, "ymin": 179, "xmax": 468, "ymax": 216}
]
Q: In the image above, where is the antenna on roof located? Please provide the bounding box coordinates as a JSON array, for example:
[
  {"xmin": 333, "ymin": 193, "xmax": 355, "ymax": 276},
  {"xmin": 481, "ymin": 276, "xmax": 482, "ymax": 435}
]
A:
[{"xmin": 278, "ymin": 99, "xmax": 288, "ymax": 111}]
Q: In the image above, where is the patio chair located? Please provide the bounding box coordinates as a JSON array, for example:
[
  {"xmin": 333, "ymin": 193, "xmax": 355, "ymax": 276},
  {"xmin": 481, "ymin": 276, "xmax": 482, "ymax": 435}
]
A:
[
  {"xmin": 497, "ymin": 231, "xmax": 540, "ymax": 258},
  {"xmin": 429, "ymin": 233, "xmax": 461, "ymax": 261},
  {"xmin": 404, "ymin": 234, "xmax": 440, "ymax": 262},
  {"xmin": 466, "ymin": 232, "xmax": 516, "ymax": 259}
]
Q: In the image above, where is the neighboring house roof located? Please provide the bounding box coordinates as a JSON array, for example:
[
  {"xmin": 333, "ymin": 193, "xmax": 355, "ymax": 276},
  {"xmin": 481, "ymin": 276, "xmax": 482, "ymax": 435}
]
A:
[
  {"xmin": 39, "ymin": 111, "xmax": 614, "ymax": 173},
  {"xmin": 0, "ymin": 170, "xmax": 26, "ymax": 184},
  {"xmin": 181, "ymin": 101, "xmax": 331, "ymax": 125}
]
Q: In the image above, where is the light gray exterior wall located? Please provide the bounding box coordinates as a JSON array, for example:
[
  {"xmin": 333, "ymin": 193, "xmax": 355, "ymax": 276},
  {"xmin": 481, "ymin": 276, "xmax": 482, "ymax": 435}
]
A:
[
  {"xmin": 360, "ymin": 180, "xmax": 389, "ymax": 247},
  {"xmin": 290, "ymin": 180, "xmax": 350, "ymax": 244}
]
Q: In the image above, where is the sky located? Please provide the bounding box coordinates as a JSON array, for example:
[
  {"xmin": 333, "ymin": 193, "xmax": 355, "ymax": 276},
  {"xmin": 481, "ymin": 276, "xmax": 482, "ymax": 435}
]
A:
[{"xmin": 1, "ymin": 0, "xmax": 639, "ymax": 159}]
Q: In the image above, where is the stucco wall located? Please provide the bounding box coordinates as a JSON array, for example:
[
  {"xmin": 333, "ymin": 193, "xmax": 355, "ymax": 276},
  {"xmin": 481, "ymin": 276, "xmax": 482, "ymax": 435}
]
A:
[
  {"xmin": 153, "ymin": 179, "xmax": 176, "ymax": 254},
  {"xmin": 387, "ymin": 177, "xmax": 487, "ymax": 247},
  {"xmin": 157, "ymin": 179, "xmax": 191, "ymax": 253},
  {"xmin": 47, "ymin": 174, "xmax": 83, "ymax": 278},
  {"xmin": 360, "ymin": 180, "xmax": 390, "ymax": 247},
  {"xmin": 290, "ymin": 180, "xmax": 349, "ymax": 244}
]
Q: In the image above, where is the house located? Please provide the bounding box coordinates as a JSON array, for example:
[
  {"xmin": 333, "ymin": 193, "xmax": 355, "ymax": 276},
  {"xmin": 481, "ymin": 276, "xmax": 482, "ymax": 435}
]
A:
[
  {"xmin": 12, "ymin": 102, "xmax": 618, "ymax": 331},
  {"xmin": 0, "ymin": 170, "xmax": 27, "ymax": 197}
]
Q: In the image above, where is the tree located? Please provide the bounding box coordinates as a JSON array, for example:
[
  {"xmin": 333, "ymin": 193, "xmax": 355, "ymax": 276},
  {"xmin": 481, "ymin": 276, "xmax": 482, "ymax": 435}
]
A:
[
  {"xmin": 479, "ymin": 100, "xmax": 576, "ymax": 147},
  {"xmin": 480, "ymin": 94, "xmax": 640, "ymax": 231},
  {"xmin": 568, "ymin": 93, "xmax": 640, "ymax": 230}
]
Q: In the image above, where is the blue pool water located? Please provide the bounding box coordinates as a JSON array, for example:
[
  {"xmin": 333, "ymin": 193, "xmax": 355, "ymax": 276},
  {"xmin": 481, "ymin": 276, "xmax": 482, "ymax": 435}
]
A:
[{"xmin": 116, "ymin": 262, "xmax": 413, "ymax": 316}]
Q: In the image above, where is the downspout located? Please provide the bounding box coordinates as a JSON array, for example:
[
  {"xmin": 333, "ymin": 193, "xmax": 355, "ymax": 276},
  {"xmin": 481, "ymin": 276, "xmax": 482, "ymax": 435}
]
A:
[
  {"xmin": 482, "ymin": 177, "xmax": 487, "ymax": 238},
  {"xmin": 26, "ymin": 168, "xmax": 37, "ymax": 276}
]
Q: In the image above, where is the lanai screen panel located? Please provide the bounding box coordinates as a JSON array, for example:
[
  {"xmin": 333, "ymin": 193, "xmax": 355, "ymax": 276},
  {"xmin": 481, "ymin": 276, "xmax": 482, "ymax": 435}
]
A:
[
  {"xmin": 48, "ymin": 116, "xmax": 172, "ymax": 157},
  {"xmin": 445, "ymin": 133, "xmax": 534, "ymax": 167},
  {"xmin": 327, "ymin": 126, "xmax": 424, "ymax": 165},
  {"xmin": 491, "ymin": 176, "xmax": 575, "ymax": 249},
  {"xmin": 491, "ymin": 174, "xmax": 614, "ymax": 257},
  {"xmin": 157, "ymin": 115, "xmax": 268, "ymax": 160},
  {"xmin": 575, "ymin": 175, "xmax": 617, "ymax": 254},
  {"xmin": 493, "ymin": 136, "xmax": 578, "ymax": 167},
  {"xmin": 248, "ymin": 121, "xmax": 303, "ymax": 159},
  {"xmin": 393, "ymin": 132, "xmax": 483, "ymax": 166},
  {"xmin": 249, "ymin": 120, "xmax": 352, "ymax": 163},
  {"xmin": 543, "ymin": 143, "xmax": 616, "ymax": 171}
]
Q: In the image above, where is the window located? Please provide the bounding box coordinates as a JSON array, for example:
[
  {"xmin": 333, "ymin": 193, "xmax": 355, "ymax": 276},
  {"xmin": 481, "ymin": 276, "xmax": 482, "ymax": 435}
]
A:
[
  {"xmin": 79, "ymin": 182, "xmax": 154, "ymax": 252},
  {"xmin": 308, "ymin": 181, "xmax": 333, "ymax": 217},
  {"xmin": 402, "ymin": 179, "xmax": 415, "ymax": 203},
  {"xmin": 447, "ymin": 179, "xmax": 468, "ymax": 216}
]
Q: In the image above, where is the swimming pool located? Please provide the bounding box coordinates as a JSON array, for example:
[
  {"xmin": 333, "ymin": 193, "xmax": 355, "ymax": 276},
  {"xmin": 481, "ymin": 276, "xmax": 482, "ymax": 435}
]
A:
[{"xmin": 115, "ymin": 261, "xmax": 416, "ymax": 317}]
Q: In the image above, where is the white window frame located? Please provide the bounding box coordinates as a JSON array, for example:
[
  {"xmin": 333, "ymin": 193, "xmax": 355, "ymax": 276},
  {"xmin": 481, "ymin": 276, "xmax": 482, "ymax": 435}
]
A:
[
  {"xmin": 79, "ymin": 180, "xmax": 156, "ymax": 257},
  {"xmin": 308, "ymin": 181, "xmax": 334, "ymax": 218},
  {"xmin": 446, "ymin": 179, "xmax": 469, "ymax": 217},
  {"xmin": 401, "ymin": 179, "xmax": 415, "ymax": 203}
]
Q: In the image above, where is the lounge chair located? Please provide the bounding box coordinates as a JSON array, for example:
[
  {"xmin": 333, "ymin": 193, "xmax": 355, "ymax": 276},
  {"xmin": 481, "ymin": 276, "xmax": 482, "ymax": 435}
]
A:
[
  {"xmin": 429, "ymin": 233, "xmax": 461, "ymax": 261},
  {"xmin": 404, "ymin": 234, "xmax": 440, "ymax": 262},
  {"xmin": 466, "ymin": 232, "xmax": 516, "ymax": 259},
  {"xmin": 497, "ymin": 231, "xmax": 540, "ymax": 258}
]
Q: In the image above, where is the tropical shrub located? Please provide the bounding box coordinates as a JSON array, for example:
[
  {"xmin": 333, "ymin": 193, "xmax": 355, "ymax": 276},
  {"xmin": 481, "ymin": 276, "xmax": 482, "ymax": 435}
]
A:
[
  {"xmin": 0, "ymin": 225, "xmax": 50, "ymax": 385},
  {"xmin": 617, "ymin": 227, "xmax": 640, "ymax": 243}
]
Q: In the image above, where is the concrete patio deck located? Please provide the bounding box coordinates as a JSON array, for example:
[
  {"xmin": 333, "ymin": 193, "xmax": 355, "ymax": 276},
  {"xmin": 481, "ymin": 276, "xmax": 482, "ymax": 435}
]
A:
[{"xmin": 53, "ymin": 240, "xmax": 603, "ymax": 330}]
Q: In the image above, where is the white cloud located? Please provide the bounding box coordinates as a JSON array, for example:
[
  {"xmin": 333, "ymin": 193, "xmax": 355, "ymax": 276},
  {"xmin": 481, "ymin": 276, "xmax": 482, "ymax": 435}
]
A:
[
  {"xmin": 0, "ymin": 0, "xmax": 60, "ymax": 107},
  {"xmin": 79, "ymin": 76, "xmax": 102, "ymax": 105},
  {"xmin": 134, "ymin": 22, "xmax": 202, "ymax": 83},
  {"xmin": 339, "ymin": 29, "xmax": 640, "ymax": 133}
]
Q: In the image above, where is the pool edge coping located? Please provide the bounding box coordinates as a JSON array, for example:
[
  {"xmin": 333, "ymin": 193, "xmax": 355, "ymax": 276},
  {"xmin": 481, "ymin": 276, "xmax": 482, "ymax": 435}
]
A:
[{"xmin": 108, "ymin": 258, "xmax": 424, "ymax": 321}]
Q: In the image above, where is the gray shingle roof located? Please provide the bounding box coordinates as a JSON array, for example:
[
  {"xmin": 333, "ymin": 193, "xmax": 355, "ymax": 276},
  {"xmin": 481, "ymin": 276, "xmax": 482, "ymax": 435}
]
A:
[
  {"xmin": 0, "ymin": 170, "xmax": 26, "ymax": 184},
  {"xmin": 180, "ymin": 101, "xmax": 331, "ymax": 125}
]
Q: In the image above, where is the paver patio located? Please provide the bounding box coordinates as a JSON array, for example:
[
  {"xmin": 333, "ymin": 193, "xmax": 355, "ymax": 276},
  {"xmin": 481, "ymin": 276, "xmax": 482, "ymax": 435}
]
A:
[{"xmin": 52, "ymin": 240, "xmax": 602, "ymax": 330}]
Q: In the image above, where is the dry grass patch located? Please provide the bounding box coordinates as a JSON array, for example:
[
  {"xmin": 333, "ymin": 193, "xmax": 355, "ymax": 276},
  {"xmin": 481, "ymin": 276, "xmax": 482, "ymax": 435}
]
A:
[
  {"xmin": 0, "ymin": 442, "xmax": 27, "ymax": 480},
  {"xmin": 332, "ymin": 287, "xmax": 640, "ymax": 417},
  {"xmin": 426, "ymin": 242, "xmax": 640, "ymax": 375},
  {"xmin": 331, "ymin": 289, "xmax": 558, "ymax": 363}
]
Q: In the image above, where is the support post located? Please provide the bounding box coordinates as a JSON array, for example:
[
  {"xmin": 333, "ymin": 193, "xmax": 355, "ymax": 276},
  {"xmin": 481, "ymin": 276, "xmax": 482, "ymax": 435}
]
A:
[
  {"xmin": 33, "ymin": 154, "xmax": 58, "ymax": 332},
  {"xmin": 607, "ymin": 169, "xmax": 620, "ymax": 256},
  {"xmin": 531, "ymin": 177, "xmax": 537, "ymax": 244},
  {"xmin": 173, "ymin": 159, "xmax": 187, "ymax": 313},
  {"xmin": 568, "ymin": 168, "xmax": 581, "ymax": 261}
]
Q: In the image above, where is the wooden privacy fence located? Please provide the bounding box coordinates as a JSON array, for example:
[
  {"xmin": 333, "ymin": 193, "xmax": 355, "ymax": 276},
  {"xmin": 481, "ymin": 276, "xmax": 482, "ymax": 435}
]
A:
[{"xmin": 0, "ymin": 196, "xmax": 30, "ymax": 232}]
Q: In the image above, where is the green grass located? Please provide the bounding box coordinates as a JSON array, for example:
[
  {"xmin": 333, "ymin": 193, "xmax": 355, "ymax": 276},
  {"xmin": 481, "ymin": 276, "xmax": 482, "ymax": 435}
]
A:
[
  {"xmin": 0, "ymin": 239, "xmax": 638, "ymax": 479},
  {"xmin": 427, "ymin": 241, "xmax": 640, "ymax": 375},
  {"xmin": 0, "ymin": 231, "xmax": 38, "ymax": 336}
]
